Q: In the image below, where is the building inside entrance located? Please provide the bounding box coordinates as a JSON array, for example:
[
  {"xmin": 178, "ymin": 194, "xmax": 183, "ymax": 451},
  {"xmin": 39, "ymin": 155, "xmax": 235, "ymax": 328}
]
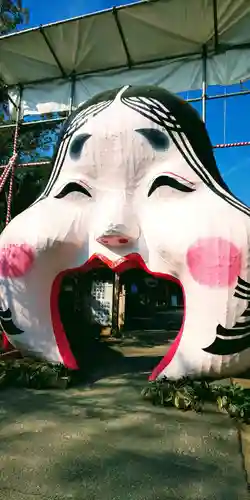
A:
[
  {"xmin": 120, "ymin": 269, "xmax": 183, "ymax": 331},
  {"xmin": 59, "ymin": 267, "xmax": 184, "ymax": 340}
]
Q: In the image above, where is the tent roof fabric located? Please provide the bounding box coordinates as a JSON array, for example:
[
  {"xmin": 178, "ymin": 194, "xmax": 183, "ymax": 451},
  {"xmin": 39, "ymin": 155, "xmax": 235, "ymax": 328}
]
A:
[{"xmin": 0, "ymin": 0, "xmax": 250, "ymax": 87}]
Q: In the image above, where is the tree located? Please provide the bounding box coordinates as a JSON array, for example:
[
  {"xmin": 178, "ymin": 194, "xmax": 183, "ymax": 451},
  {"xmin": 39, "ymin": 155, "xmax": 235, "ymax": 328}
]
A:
[
  {"xmin": 0, "ymin": 0, "xmax": 29, "ymax": 35},
  {"xmin": 0, "ymin": 1, "xmax": 65, "ymax": 227},
  {"xmin": 0, "ymin": 118, "xmax": 61, "ymax": 228}
]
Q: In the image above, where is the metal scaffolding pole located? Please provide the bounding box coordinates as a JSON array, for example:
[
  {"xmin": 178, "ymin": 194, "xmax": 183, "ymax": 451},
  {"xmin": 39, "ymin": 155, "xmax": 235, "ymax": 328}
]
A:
[
  {"xmin": 39, "ymin": 26, "xmax": 66, "ymax": 78},
  {"xmin": 112, "ymin": 6, "xmax": 133, "ymax": 68},
  {"xmin": 1, "ymin": 86, "xmax": 250, "ymax": 133},
  {"xmin": 69, "ymin": 74, "xmax": 76, "ymax": 114},
  {"xmin": 212, "ymin": 0, "xmax": 219, "ymax": 52},
  {"xmin": 202, "ymin": 45, "xmax": 207, "ymax": 123}
]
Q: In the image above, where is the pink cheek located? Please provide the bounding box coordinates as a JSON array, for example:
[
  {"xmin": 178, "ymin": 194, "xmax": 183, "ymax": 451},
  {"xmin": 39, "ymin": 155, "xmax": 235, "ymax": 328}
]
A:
[
  {"xmin": 0, "ymin": 244, "xmax": 35, "ymax": 278},
  {"xmin": 186, "ymin": 237, "xmax": 242, "ymax": 288}
]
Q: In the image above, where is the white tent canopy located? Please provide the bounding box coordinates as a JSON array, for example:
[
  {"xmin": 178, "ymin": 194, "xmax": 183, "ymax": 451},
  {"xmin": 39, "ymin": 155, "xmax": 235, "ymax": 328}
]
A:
[{"xmin": 0, "ymin": 0, "xmax": 250, "ymax": 115}]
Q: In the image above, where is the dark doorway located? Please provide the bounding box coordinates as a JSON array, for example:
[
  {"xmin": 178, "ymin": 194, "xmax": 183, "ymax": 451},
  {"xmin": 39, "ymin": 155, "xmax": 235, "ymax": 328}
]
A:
[
  {"xmin": 58, "ymin": 266, "xmax": 184, "ymax": 371},
  {"xmin": 58, "ymin": 266, "xmax": 117, "ymax": 371},
  {"xmin": 120, "ymin": 269, "xmax": 183, "ymax": 331}
]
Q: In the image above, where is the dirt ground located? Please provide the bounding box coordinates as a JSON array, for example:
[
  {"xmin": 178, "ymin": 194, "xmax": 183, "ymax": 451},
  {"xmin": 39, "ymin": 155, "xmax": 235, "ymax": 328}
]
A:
[{"xmin": 0, "ymin": 332, "xmax": 249, "ymax": 499}]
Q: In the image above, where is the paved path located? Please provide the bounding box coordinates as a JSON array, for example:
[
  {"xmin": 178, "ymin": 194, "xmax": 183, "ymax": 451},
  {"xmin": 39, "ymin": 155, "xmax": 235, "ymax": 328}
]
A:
[
  {"xmin": 232, "ymin": 376, "xmax": 250, "ymax": 489},
  {"xmin": 0, "ymin": 372, "xmax": 248, "ymax": 500}
]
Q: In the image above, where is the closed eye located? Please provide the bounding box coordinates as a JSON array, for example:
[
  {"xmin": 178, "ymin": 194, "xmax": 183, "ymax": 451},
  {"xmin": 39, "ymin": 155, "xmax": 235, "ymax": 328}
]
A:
[
  {"xmin": 0, "ymin": 308, "xmax": 12, "ymax": 320},
  {"xmin": 55, "ymin": 182, "xmax": 92, "ymax": 199},
  {"xmin": 148, "ymin": 175, "xmax": 195, "ymax": 197},
  {"xmin": 0, "ymin": 308, "xmax": 23, "ymax": 335}
]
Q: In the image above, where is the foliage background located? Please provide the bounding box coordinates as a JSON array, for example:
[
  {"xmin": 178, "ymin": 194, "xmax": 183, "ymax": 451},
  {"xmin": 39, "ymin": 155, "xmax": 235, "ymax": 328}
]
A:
[{"xmin": 0, "ymin": 1, "xmax": 66, "ymax": 230}]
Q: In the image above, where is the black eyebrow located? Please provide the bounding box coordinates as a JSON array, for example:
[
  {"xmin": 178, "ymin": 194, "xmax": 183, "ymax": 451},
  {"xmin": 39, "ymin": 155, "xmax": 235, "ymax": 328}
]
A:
[
  {"xmin": 55, "ymin": 182, "xmax": 92, "ymax": 199},
  {"xmin": 69, "ymin": 133, "xmax": 91, "ymax": 160},
  {"xmin": 135, "ymin": 128, "xmax": 169, "ymax": 151},
  {"xmin": 0, "ymin": 308, "xmax": 23, "ymax": 335},
  {"xmin": 148, "ymin": 175, "xmax": 195, "ymax": 197},
  {"xmin": 0, "ymin": 308, "xmax": 12, "ymax": 319}
]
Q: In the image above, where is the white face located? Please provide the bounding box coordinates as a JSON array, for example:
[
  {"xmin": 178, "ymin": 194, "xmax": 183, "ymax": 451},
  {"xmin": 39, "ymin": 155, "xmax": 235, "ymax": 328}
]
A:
[{"xmin": 0, "ymin": 86, "xmax": 250, "ymax": 380}]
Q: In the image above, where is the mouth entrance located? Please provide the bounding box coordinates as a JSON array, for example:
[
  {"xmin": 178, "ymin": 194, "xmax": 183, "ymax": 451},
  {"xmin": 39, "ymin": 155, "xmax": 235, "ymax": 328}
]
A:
[{"xmin": 55, "ymin": 254, "xmax": 184, "ymax": 374}]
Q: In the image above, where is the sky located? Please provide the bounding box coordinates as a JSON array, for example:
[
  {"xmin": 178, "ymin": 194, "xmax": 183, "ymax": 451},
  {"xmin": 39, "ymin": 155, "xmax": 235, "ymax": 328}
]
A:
[{"xmin": 19, "ymin": 0, "xmax": 250, "ymax": 205}]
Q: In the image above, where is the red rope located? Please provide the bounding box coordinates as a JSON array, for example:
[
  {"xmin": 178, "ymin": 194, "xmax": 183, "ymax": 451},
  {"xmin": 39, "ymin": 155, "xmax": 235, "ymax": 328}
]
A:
[
  {"xmin": 5, "ymin": 117, "xmax": 20, "ymax": 225},
  {"xmin": 0, "ymin": 141, "xmax": 249, "ymax": 181},
  {"xmin": 0, "ymin": 160, "xmax": 50, "ymax": 170},
  {"xmin": 0, "ymin": 163, "xmax": 12, "ymax": 187},
  {"xmin": 213, "ymin": 141, "xmax": 250, "ymax": 149},
  {"xmin": 0, "ymin": 115, "xmax": 20, "ymax": 226},
  {"xmin": 1, "ymin": 142, "xmax": 250, "ymax": 172},
  {"xmin": 18, "ymin": 161, "xmax": 50, "ymax": 167},
  {"xmin": 5, "ymin": 160, "xmax": 16, "ymax": 225}
]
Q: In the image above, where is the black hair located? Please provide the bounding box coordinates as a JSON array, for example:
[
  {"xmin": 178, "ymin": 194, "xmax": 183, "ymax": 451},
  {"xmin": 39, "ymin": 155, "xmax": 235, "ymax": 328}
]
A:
[{"xmin": 35, "ymin": 85, "xmax": 250, "ymax": 216}]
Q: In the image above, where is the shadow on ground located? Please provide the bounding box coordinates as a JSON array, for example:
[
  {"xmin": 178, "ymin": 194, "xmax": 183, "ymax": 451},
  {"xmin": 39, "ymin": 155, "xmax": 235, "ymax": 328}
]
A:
[
  {"xmin": 83, "ymin": 348, "xmax": 162, "ymax": 384},
  {"xmin": 0, "ymin": 369, "xmax": 248, "ymax": 500},
  {"xmin": 111, "ymin": 329, "xmax": 177, "ymax": 348},
  {"xmin": 0, "ymin": 328, "xmax": 248, "ymax": 499},
  {"xmin": 71, "ymin": 328, "xmax": 169, "ymax": 383}
]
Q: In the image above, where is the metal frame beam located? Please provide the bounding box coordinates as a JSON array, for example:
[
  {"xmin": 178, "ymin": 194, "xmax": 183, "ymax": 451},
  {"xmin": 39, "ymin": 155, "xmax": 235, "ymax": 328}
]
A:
[
  {"xmin": 3, "ymin": 50, "xmax": 202, "ymax": 90},
  {"xmin": 0, "ymin": 77, "xmax": 18, "ymax": 112},
  {"xmin": 39, "ymin": 26, "xmax": 66, "ymax": 78},
  {"xmin": 2, "ymin": 87, "xmax": 250, "ymax": 130},
  {"xmin": 0, "ymin": 0, "xmax": 249, "ymax": 178},
  {"xmin": 201, "ymin": 45, "xmax": 207, "ymax": 123},
  {"xmin": 207, "ymin": 88, "xmax": 250, "ymax": 100},
  {"xmin": 212, "ymin": 0, "xmax": 219, "ymax": 52},
  {"xmin": 0, "ymin": 1, "xmax": 148, "ymax": 42},
  {"xmin": 112, "ymin": 6, "xmax": 133, "ymax": 69},
  {"xmin": 221, "ymin": 41, "xmax": 250, "ymax": 53},
  {"xmin": 69, "ymin": 73, "xmax": 76, "ymax": 113},
  {"xmin": 0, "ymin": 91, "xmax": 17, "ymax": 113},
  {"xmin": 0, "ymin": 115, "xmax": 65, "ymax": 129},
  {"xmin": 0, "ymin": 0, "xmax": 249, "ymax": 90},
  {"xmin": 3, "ymin": 42, "xmax": 250, "ymax": 90}
]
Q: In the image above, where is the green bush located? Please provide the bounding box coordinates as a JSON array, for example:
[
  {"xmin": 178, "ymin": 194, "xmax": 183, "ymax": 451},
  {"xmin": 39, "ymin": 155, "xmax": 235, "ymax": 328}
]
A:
[
  {"xmin": 0, "ymin": 358, "xmax": 74, "ymax": 389},
  {"xmin": 142, "ymin": 377, "xmax": 250, "ymax": 423}
]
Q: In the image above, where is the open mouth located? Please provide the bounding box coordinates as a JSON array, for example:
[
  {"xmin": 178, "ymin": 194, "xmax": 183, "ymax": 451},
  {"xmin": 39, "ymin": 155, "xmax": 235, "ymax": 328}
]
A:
[{"xmin": 51, "ymin": 253, "xmax": 185, "ymax": 380}]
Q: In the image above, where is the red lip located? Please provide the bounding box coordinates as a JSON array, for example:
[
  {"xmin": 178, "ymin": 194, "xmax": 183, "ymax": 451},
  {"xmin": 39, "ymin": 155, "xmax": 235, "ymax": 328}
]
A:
[{"xmin": 50, "ymin": 252, "xmax": 185, "ymax": 378}]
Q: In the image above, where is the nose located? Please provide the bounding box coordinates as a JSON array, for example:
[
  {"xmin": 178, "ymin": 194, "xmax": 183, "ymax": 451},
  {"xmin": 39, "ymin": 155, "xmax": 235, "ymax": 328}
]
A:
[{"xmin": 96, "ymin": 223, "xmax": 140, "ymax": 248}]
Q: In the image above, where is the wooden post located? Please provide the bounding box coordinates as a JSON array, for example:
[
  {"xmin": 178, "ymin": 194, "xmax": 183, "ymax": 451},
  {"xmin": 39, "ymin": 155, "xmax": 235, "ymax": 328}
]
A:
[
  {"xmin": 111, "ymin": 273, "xmax": 120, "ymax": 336},
  {"xmin": 118, "ymin": 284, "xmax": 126, "ymax": 331}
]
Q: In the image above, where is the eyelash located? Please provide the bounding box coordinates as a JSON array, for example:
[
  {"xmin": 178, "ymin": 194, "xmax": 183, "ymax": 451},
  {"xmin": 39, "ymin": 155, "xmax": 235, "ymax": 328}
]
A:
[
  {"xmin": 148, "ymin": 176, "xmax": 195, "ymax": 197},
  {"xmin": 55, "ymin": 182, "xmax": 92, "ymax": 199},
  {"xmin": 54, "ymin": 177, "xmax": 193, "ymax": 199}
]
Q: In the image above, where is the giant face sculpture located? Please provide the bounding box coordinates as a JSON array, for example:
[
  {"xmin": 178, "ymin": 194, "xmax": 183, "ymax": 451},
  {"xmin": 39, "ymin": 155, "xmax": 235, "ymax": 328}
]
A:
[{"xmin": 0, "ymin": 85, "xmax": 250, "ymax": 381}]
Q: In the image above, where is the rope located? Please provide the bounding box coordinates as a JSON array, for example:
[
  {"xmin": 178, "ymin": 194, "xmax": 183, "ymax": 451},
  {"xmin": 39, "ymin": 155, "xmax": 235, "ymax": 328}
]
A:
[
  {"xmin": 17, "ymin": 160, "xmax": 50, "ymax": 167},
  {"xmin": 213, "ymin": 141, "xmax": 250, "ymax": 149},
  {"xmin": 0, "ymin": 113, "xmax": 19, "ymax": 226},
  {"xmin": 0, "ymin": 163, "xmax": 12, "ymax": 188},
  {"xmin": 5, "ymin": 157, "xmax": 16, "ymax": 225},
  {"xmin": 0, "ymin": 160, "xmax": 51, "ymax": 170}
]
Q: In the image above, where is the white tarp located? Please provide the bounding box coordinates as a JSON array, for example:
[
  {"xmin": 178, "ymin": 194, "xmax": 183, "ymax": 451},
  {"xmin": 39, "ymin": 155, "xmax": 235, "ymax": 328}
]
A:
[
  {"xmin": 9, "ymin": 49, "xmax": 250, "ymax": 116},
  {"xmin": 18, "ymin": 80, "xmax": 72, "ymax": 116},
  {"xmin": 11, "ymin": 57, "xmax": 202, "ymax": 116},
  {"xmin": 3, "ymin": 0, "xmax": 250, "ymax": 115}
]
